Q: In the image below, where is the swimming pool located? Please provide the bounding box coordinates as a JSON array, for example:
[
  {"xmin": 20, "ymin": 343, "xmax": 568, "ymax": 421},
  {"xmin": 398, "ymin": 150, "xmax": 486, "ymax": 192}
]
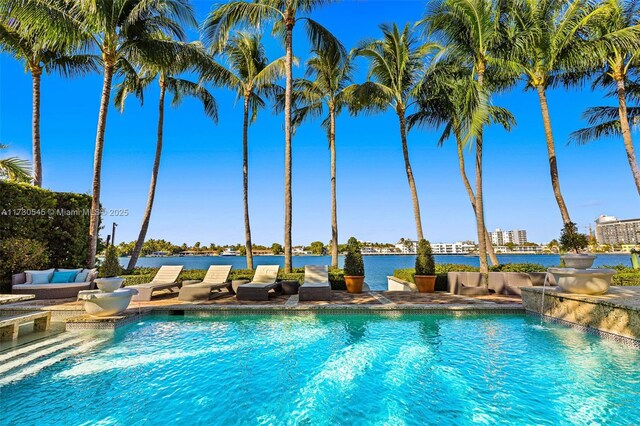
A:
[{"xmin": 1, "ymin": 313, "xmax": 639, "ymax": 425}]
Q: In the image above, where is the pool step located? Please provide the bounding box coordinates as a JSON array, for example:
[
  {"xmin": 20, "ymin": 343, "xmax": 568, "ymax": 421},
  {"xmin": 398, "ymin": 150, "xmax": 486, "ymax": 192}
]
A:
[{"xmin": 0, "ymin": 333, "xmax": 107, "ymax": 386}]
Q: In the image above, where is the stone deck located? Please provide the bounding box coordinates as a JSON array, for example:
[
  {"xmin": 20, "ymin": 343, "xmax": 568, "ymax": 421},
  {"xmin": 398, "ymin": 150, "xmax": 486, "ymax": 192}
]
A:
[{"xmin": 521, "ymin": 286, "xmax": 640, "ymax": 343}]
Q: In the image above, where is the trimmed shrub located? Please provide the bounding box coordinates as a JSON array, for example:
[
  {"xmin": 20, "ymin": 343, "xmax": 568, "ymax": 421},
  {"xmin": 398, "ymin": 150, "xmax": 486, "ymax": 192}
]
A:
[
  {"xmin": 490, "ymin": 263, "xmax": 546, "ymax": 273},
  {"xmin": 344, "ymin": 237, "xmax": 364, "ymax": 276},
  {"xmin": 415, "ymin": 239, "xmax": 435, "ymax": 276},
  {"xmin": 0, "ymin": 181, "xmax": 92, "ymax": 270},
  {"xmin": 99, "ymin": 245, "xmax": 123, "ymax": 278},
  {"xmin": 0, "ymin": 237, "xmax": 50, "ymax": 281}
]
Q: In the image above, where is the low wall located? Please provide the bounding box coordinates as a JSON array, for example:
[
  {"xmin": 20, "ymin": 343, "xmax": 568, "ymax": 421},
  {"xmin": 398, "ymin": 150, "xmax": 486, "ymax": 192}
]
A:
[{"xmin": 521, "ymin": 286, "xmax": 640, "ymax": 342}]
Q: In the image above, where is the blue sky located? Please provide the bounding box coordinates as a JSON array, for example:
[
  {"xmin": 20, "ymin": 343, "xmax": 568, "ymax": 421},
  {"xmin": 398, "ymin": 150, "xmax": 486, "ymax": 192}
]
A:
[{"xmin": 1, "ymin": 0, "xmax": 637, "ymax": 246}]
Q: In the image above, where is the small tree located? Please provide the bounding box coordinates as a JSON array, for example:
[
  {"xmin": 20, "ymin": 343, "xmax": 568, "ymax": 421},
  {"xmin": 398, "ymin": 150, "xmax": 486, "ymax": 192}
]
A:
[
  {"xmin": 415, "ymin": 239, "xmax": 435, "ymax": 276},
  {"xmin": 99, "ymin": 245, "xmax": 123, "ymax": 278},
  {"xmin": 559, "ymin": 222, "xmax": 589, "ymax": 254},
  {"xmin": 271, "ymin": 243, "xmax": 283, "ymax": 255},
  {"xmin": 309, "ymin": 241, "xmax": 325, "ymax": 255},
  {"xmin": 344, "ymin": 237, "xmax": 364, "ymax": 277}
]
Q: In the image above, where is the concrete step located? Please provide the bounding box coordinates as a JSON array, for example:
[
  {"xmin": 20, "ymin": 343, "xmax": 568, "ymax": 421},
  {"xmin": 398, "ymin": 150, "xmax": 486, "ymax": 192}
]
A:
[{"xmin": 0, "ymin": 336, "xmax": 86, "ymax": 376}]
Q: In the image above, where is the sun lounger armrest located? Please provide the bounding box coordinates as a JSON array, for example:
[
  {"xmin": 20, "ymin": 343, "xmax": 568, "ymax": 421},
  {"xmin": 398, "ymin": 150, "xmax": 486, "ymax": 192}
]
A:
[{"xmin": 182, "ymin": 280, "xmax": 201, "ymax": 285}]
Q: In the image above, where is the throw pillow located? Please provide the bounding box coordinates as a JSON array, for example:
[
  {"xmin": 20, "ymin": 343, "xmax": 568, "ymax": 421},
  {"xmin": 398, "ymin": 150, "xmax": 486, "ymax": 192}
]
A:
[{"xmin": 51, "ymin": 271, "xmax": 78, "ymax": 283}]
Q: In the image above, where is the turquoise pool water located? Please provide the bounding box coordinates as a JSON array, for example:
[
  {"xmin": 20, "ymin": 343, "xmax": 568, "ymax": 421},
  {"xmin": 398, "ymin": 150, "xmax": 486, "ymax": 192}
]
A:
[{"xmin": 2, "ymin": 314, "xmax": 639, "ymax": 425}]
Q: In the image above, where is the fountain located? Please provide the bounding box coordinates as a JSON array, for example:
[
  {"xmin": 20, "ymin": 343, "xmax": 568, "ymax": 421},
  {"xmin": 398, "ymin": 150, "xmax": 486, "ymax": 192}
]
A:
[
  {"xmin": 548, "ymin": 254, "xmax": 615, "ymax": 295},
  {"xmin": 77, "ymin": 277, "xmax": 138, "ymax": 317}
]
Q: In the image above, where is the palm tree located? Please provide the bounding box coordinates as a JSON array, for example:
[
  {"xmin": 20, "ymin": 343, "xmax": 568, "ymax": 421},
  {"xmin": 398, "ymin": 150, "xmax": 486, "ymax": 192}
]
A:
[
  {"xmin": 0, "ymin": 144, "xmax": 31, "ymax": 182},
  {"xmin": 203, "ymin": 0, "xmax": 342, "ymax": 273},
  {"xmin": 409, "ymin": 61, "xmax": 515, "ymax": 266},
  {"xmin": 0, "ymin": 15, "xmax": 98, "ymax": 187},
  {"xmin": 351, "ymin": 23, "xmax": 440, "ymax": 242},
  {"xmin": 286, "ymin": 44, "xmax": 354, "ymax": 268},
  {"xmin": 9, "ymin": 0, "xmax": 199, "ymax": 267},
  {"xmin": 115, "ymin": 41, "xmax": 218, "ymax": 271},
  {"xmin": 571, "ymin": 0, "xmax": 640, "ymax": 196},
  {"xmin": 423, "ymin": 0, "xmax": 518, "ymax": 281},
  {"xmin": 200, "ymin": 32, "xmax": 285, "ymax": 270},
  {"xmin": 509, "ymin": 0, "xmax": 617, "ymax": 224}
]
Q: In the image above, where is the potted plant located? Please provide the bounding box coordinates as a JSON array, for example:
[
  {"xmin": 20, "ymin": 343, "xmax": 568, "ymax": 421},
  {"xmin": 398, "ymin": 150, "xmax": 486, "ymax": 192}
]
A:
[
  {"xmin": 96, "ymin": 245, "xmax": 124, "ymax": 292},
  {"xmin": 559, "ymin": 222, "xmax": 595, "ymax": 269},
  {"xmin": 343, "ymin": 237, "xmax": 365, "ymax": 293},
  {"xmin": 414, "ymin": 239, "xmax": 436, "ymax": 292},
  {"xmin": 631, "ymin": 248, "xmax": 640, "ymax": 270}
]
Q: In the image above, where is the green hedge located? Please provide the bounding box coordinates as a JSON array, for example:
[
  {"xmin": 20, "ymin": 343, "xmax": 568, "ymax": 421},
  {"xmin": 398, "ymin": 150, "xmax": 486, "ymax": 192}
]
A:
[
  {"xmin": 121, "ymin": 267, "xmax": 347, "ymax": 290},
  {"xmin": 0, "ymin": 181, "xmax": 92, "ymax": 281},
  {"xmin": 489, "ymin": 263, "xmax": 546, "ymax": 273}
]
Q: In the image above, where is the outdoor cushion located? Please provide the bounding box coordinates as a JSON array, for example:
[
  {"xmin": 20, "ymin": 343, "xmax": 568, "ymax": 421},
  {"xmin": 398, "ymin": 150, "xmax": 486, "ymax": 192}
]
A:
[
  {"xmin": 51, "ymin": 271, "xmax": 78, "ymax": 283},
  {"xmin": 75, "ymin": 271, "xmax": 90, "ymax": 282},
  {"xmin": 57, "ymin": 268, "xmax": 82, "ymax": 275},
  {"xmin": 30, "ymin": 272, "xmax": 52, "ymax": 284},
  {"xmin": 25, "ymin": 269, "xmax": 54, "ymax": 284}
]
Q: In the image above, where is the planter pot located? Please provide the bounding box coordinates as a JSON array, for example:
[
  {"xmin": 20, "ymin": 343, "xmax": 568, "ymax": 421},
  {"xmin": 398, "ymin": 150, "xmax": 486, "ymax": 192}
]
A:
[
  {"xmin": 414, "ymin": 275, "xmax": 436, "ymax": 293},
  {"xmin": 77, "ymin": 288, "xmax": 138, "ymax": 317},
  {"xmin": 561, "ymin": 254, "xmax": 596, "ymax": 269},
  {"xmin": 345, "ymin": 276, "xmax": 364, "ymax": 294},
  {"xmin": 95, "ymin": 277, "xmax": 125, "ymax": 293}
]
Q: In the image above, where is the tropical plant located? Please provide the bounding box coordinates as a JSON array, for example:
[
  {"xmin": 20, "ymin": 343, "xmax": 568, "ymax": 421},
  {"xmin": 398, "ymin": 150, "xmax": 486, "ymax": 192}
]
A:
[
  {"xmin": 569, "ymin": 0, "xmax": 640, "ymax": 196},
  {"xmin": 308, "ymin": 240, "xmax": 325, "ymax": 255},
  {"xmin": 0, "ymin": 237, "xmax": 49, "ymax": 281},
  {"xmin": 423, "ymin": 0, "xmax": 518, "ymax": 283},
  {"xmin": 415, "ymin": 239, "xmax": 435, "ymax": 276},
  {"xmin": 343, "ymin": 237, "xmax": 364, "ymax": 277},
  {"xmin": 115, "ymin": 40, "xmax": 217, "ymax": 271},
  {"xmin": 99, "ymin": 245, "xmax": 123, "ymax": 278},
  {"xmin": 10, "ymin": 0, "xmax": 199, "ymax": 267},
  {"xmin": 203, "ymin": 0, "xmax": 343, "ymax": 273},
  {"xmin": 0, "ymin": 17, "xmax": 98, "ymax": 187},
  {"xmin": 0, "ymin": 144, "xmax": 31, "ymax": 182},
  {"xmin": 509, "ymin": 0, "xmax": 620, "ymax": 224},
  {"xmin": 409, "ymin": 59, "xmax": 515, "ymax": 266},
  {"xmin": 286, "ymin": 43, "xmax": 353, "ymax": 268},
  {"xmin": 351, "ymin": 23, "xmax": 440, "ymax": 242},
  {"xmin": 201, "ymin": 32, "xmax": 284, "ymax": 270},
  {"xmin": 559, "ymin": 222, "xmax": 589, "ymax": 254}
]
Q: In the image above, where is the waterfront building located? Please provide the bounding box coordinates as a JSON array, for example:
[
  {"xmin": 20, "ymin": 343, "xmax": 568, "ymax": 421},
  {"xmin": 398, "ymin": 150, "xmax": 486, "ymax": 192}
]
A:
[
  {"xmin": 595, "ymin": 215, "xmax": 640, "ymax": 245},
  {"xmin": 490, "ymin": 228, "xmax": 528, "ymax": 245},
  {"xmin": 431, "ymin": 242, "xmax": 476, "ymax": 255}
]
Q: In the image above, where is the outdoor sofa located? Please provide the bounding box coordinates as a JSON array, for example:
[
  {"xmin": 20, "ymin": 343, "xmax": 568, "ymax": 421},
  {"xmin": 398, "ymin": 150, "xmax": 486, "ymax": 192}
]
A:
[
  {"xmin": 298, "ymin": 265, "xmax": 331, "ymax": 301},
  {"xmin": 178, "ymin": 265, "xmax": 232, "ymax": 302},
  {"xmin": 236, "ymin": 265, "xmax": 281, "ymax": 301},
  {"xmin": 12, "ymin": 268, "xmax": 97, "ymax": 299},
  {"xmin": 447, "ymin": 271, "xmax": 557, "ymax": 296},
  {"xmin": 130, "ymin": 265, "xmax": 184, "ymax": 301}
]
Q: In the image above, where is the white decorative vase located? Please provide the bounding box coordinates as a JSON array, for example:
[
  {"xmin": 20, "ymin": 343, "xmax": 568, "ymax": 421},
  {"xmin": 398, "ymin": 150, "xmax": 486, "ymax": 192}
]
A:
[
  {"xmin": 561, "ymin": 254, "xmax": 596, "ymax": 269},
  {"xmin": 95, "ymin": 277, "xmax": 125, "ymax": 293},
  {"xmin": 548, "ymin": 268, "xmax": 615, "ymax": 295},
  {"xmin": 78, "ymin": 288, "xmax": 138, "ymax": 317}
]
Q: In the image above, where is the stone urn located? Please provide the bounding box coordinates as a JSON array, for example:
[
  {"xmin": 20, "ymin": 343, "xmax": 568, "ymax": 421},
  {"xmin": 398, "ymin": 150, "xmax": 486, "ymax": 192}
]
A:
[
  {"xmin": 548, "ymin": 268, "xmax": 615, "ymax": 295},
  {"xmin": 561, "ymin": 254, "xmax": 596, "ymax": 269},
  {"xmin": 95, "ymin": 277, "xmax": 125, "ymax": 292},
  {"xmin": 78, "ymin": 288, "xmax": 138, "ymax": 317}
]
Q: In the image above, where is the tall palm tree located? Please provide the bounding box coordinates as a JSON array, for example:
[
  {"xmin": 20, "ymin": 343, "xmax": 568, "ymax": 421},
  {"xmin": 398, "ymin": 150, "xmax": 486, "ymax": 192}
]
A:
[
  {"xmin": 409, "ymin": 62, "xmax": 515, "ymax": 266},
  {"xmin": 573, "ymin": 0, "xmax": 640, "ymax": 196},
  {"xmin": 286, "ymin": 44, "xmax": 354, "ymax": 268},
  {"xmin": 0, "ymin": 15, "xmax": 98, "ymax": 187},
  {"xmin": 9, "ymin": 0, "xmax": 199, "ymax": 267},
  {"xmin": 0, "ymin": 144, "xmax": 31, "ymax": 182},
  {"xmin": 351, "ymin": 23, "xmax": 440, "ymax": 241},
  {"xmin": 200, "ymin": 32, "xmax": 285, "ymax": 270},
  {"xmin": 115, "ymin": 41, "xmax": 218, "ymax": 271},
  {"xmin": 423, "ymin": 0, "xmax": 518, "ymax": 281},
  {"xmin": 203, "ymin": 0, "xmax": 342, "ymax": 273},
  {"xmin": 509, "ymin": 0, "xmax": 616, "ymax": 224}
]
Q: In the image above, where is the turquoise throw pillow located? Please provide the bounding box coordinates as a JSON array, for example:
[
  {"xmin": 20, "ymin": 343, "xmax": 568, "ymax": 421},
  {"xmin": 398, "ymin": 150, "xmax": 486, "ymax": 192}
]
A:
[
  {"xmin": 51, "ymin": 271, "xmax": 77, "ymax": 284},
  {"xmin": 75, "ymin": 271, "xmax": 89, "ymax": 282},
  {"xmin": 30, "ymin": 272, "xmax": 52, "ymax": 284}
]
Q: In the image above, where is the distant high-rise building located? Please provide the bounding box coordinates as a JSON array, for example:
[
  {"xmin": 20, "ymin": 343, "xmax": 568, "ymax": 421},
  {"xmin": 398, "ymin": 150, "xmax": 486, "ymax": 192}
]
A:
[
  {"xmin": 595, "ymin": 215, "xmax": 640, "ymax": 245},
  {"xmin": 490, "ymin": 228, "xmax": 527, "ymax": 246}
]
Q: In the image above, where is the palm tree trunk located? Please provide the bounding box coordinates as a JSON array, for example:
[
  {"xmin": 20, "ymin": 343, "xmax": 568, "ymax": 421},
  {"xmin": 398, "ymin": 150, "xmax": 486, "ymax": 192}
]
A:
[
  {"xmin": 614, "ymin": 77, "xmax": 640, "ymax": 196},
  {"xmin": 536, "ymin": 85, "xmax": 571, "ymax": 224},
  {"xmin": 31, "ymin": 67, "xmax": 42, "ymax": 187},
  {"xmin": 87, "ymin": 61, "xmax": 115, "ymax": 267},
  {"xmin": 243, "ymin": 93, "xmax": 254, "ymax": 270},
  {"xmin": 127, "ymin": 78, "xmax": 166, "ymax": 271},
  {"xmin": 398, "ymin": 111, "xmax": 424, "ymax": 241},
  {"xmin": 329, "ymin": 105, "xmax": 338, "ymax": 268},
  {"xmin": 475, "ymin": 69, "xmax": 489, "ymax": 284},
  {"xmin": 283, "ymin": 19, "xmax": 294, "ymax": 273},
  {"xmin": 455, "ymin": 134, "xmax": 498, "ymax": 266}
]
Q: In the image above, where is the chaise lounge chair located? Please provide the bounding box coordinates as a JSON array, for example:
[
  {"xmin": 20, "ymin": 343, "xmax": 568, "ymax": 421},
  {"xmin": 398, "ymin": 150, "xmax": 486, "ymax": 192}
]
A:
[
  {"xmin": 299, "ymin": 265, "xmax": 331, "ymax": 301},
  {"xmin": 178, "ymin": 265, "xmax": 232, "ymax": 302},
  {"xmin": 236, "ymin": 265, "xmax": 281, "ymax": 301},
  {"xmin": 131, "ymin": 265, "xmax": 184, "ymax": 301}
]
